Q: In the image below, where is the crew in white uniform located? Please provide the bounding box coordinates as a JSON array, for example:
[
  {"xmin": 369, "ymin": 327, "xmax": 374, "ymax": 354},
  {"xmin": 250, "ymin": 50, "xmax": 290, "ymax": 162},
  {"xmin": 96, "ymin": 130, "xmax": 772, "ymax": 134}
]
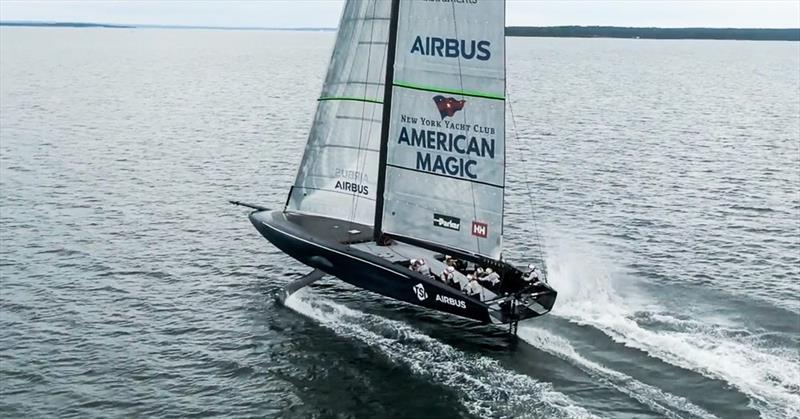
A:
[
  {"xmin": 524, "ymin": 264, "xmax": 542, "ymax": 285},
  {"xmin": 413, "ymin": 258, "xmax": 431, "ymax": 277},
  {"xmin": 442, "ymin": 265, "xmax": 457, "ymax": 285},
  {"xmin": 482, "ymin": 268, "xmax": 501, "ymax": 286},
  {"xmin": 464, "ymin": 274, "xmax": 482, "ymax": 297}
]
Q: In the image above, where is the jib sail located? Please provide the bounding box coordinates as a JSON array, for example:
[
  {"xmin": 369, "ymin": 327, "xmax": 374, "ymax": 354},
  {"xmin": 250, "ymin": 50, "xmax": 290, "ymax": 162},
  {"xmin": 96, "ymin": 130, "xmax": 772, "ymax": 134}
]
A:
[
  {"xmin": 286, "ymin": 0, "xmax": 391, "ymax": 226},
  {"xmin": 376, "ymin": 0, "xmax": 506, "ymax": 259}
]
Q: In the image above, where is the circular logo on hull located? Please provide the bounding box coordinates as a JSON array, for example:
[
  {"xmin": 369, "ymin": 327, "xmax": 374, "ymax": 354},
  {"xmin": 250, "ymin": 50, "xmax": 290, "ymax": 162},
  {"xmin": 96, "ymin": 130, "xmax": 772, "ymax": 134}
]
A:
[{"xmin": 413, "ymin": 283, "xmax": 428, "ymax": 301}]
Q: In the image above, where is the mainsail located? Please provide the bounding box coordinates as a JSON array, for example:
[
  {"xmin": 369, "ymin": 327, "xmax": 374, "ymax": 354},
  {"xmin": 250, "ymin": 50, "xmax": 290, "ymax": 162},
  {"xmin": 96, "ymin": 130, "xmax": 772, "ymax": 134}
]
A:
[
  {"xmin": 376, "ymin": 0, "xmax": 506, "ymax": 259},
  {"xmin": 286, "ymin": 0, "xmax": 391, "ymax": 226}
]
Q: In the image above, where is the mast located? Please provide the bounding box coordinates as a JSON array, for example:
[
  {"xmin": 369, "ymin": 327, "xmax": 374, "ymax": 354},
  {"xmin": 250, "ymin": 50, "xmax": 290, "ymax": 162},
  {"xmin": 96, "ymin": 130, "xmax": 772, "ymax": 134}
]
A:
[{"xmin": 373, "ymin": 0, "xmax": 400, "ymax": 244}]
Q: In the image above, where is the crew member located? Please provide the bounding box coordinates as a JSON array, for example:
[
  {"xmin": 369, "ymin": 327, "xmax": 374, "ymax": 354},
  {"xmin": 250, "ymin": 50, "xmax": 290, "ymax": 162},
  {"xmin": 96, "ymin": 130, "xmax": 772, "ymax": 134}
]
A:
[
  {"xmin": 447, "ymin": 272, "xmax": 459, "ymax": 288},
  {"xmin": 440, "ymin": 265, "xmax": 455, "ymax": 285},
  {"xmin": 413, "ymin": 258, "xmax": 431, "ymax": 277},
  {"xmin": 524, "ymin": 264, "xmax": 540, "ymax": 284},
  {"xmin": 464, "ymin": 274, "xmax": 482, "ymax": 297},
  {"xmin": 482, "ymin": 267, "xmax": 501, "ymax": 286},
  {"xmin": 444, "ymin": 255, "xmax": 457, "ymax": 267}
]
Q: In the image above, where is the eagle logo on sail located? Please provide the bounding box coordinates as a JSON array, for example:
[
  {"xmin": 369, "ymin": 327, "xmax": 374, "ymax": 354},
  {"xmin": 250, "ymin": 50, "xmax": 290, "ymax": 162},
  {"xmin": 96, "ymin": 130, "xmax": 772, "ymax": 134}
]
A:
[{"xmin": 433, "ymin": 95, "xmax": 466, "ymax": 120}]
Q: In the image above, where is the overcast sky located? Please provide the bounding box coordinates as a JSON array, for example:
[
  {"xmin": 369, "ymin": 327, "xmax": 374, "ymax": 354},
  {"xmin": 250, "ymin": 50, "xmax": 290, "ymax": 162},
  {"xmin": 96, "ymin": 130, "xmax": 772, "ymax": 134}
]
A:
[{"xmin": 1, "ymin": 0, "xmax": 798, "ymax": 29}]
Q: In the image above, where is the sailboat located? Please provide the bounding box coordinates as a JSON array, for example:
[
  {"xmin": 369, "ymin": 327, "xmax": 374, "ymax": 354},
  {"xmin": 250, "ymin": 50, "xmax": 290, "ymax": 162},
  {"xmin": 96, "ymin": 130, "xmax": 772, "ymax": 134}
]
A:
[{"xmin": 233, "ymin": 0, "xmax": 556, "ymax": 334}]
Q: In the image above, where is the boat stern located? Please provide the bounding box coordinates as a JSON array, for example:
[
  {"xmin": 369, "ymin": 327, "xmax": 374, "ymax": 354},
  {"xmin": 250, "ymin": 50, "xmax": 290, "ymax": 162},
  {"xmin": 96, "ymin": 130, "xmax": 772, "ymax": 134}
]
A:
[
  {"xmin": 519, "ymin": 286, "xmax": 558, "ymax": 317},
  {"xmin": 487, "ymin": 285, "xmax": 558, "ymax": 324}
]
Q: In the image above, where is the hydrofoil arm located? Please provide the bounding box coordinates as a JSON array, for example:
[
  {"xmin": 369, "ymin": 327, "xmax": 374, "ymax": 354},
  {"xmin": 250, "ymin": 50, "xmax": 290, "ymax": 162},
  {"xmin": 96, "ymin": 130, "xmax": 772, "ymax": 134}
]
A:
[{"xmin": 279, "ymin": 269, "xmax": 325, "ymax": 304}]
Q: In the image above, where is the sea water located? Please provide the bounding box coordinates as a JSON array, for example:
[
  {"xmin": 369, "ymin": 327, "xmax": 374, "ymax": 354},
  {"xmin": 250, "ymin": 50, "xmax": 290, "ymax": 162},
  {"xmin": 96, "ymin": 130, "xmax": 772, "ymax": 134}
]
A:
[{"xmin": 1, "ymin": 28, "xmax": 798, "ymax": 418}]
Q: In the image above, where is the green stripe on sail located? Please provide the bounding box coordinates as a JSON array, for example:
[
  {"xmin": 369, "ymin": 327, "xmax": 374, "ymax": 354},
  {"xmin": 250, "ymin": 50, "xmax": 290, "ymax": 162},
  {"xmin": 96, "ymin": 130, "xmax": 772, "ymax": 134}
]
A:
[
  {"xmin": 392, "ymin": 81, "xmax": 505, "ymax": 101},
  {"xmin": 318, "ymin": 96, "xmax": 383, "ymax": 104}
]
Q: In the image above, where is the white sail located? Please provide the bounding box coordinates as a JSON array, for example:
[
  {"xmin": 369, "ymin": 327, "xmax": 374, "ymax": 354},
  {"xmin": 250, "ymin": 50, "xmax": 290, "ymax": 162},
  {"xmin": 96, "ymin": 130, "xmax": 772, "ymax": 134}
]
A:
[
  {"xmin": 379, "ymin": 0, "xmax": 506, "ymax": 259},
  {"xmin": 286, "ymin": 0, "xmax": 391, "ymax": 226}
]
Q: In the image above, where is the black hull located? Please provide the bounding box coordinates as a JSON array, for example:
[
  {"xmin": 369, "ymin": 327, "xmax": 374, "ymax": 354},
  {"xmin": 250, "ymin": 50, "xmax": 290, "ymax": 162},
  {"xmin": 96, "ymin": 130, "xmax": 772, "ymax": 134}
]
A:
[
  {"xmin": 250, "ymin": 210, "xmax": 496, "ymax": 322},
  {"xmin": 248, "ymin": 210, "xmax": 555, "ymax": 325}
]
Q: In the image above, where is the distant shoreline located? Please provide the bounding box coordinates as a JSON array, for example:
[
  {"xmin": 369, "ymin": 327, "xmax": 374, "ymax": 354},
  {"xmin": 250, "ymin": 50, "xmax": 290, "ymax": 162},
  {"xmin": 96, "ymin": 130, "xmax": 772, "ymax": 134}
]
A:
[
  {"xmin": 0, "ymin": 21, "xmax": 335, "ymax": 31},
  {"xmin": 1, "ymin": 21, "xmax": 135, "ymax": 29},
  {"xmin": 1, "ymin": 21, "xmax": 798, "ymax": 41},
  {"xmin": 507, "ymin": 26, "xmax": 799, "ymax": 41}
]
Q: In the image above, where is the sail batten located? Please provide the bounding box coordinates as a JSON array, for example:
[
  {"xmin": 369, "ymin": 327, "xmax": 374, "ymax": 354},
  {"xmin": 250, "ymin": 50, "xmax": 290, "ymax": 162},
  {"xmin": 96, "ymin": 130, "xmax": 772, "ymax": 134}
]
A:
[
  {"xmin": 318, "ymin": 96, "xmax": 383, "ymax": 104},
  {"xmin": 328, "ymin": 80, "xmax": 386, "ymax": 86},
  {"xmin": 385, "ymin": 163, "xmax": 504, "ymax": 189},
  {"xmin": 392, "ymin": 81, "xmax": 504, "ymax": 100},
  {"xmin": 334, "ymin": 116, "xmax": 383, "ymax": 125}
]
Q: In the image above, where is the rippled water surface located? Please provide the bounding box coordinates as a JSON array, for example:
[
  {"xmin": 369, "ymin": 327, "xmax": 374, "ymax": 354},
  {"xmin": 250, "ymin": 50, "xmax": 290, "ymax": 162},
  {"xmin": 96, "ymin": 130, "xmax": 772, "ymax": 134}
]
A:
[{"xmin": 1, "ymin": 28, "xmax": 798, "ymax": 418}]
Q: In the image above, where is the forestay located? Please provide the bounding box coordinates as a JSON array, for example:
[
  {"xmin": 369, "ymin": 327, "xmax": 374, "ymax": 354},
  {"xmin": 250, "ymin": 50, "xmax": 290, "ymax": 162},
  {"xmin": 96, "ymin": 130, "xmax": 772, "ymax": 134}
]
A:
[
  {"xmin": 379, "ymin": 0, "xmax": 506, "ymax": 259},
  {"xmin": 286, "ymin": 0, "xmax": 391, "ymax": 226}
]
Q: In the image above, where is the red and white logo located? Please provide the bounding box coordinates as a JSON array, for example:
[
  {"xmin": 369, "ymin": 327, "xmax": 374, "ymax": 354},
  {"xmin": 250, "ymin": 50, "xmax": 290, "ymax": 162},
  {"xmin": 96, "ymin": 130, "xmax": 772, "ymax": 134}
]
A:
[{"xmin": 471, "ymin": 221, "xmax": 488, "ymax": 238}]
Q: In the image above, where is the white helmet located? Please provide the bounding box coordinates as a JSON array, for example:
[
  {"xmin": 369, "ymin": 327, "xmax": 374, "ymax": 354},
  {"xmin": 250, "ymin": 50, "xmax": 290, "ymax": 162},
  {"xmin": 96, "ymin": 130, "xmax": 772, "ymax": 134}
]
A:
[
  {"xmin": 528, "ymin": 264, "xmax": 536, "ymax": 271},
  {"xmin": 466, "ymin": 274, "xmax": 473, "ymax": 280},
  {"xmin": 485, "ymin": 268, "xmax": 493, "ymax": 274},
  {"xmin": 476, "ymin": 267, "xmax": 484, "ymax": 273},
  {"xmin": 446, "ymin": 266, "xmax": 455, "ymax": 273},
  {"xmin": 410, "ymin": 259, "xmax": 418, "ymax": 265}
]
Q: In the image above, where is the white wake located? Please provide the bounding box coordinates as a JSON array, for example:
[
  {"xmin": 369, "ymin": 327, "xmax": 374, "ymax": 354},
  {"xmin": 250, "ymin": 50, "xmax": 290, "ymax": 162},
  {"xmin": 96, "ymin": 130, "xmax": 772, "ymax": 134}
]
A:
[
  {"xmin": 543, "ymin": 236, "xmax": 800, "ymax": 419},
  {"xmin": 518, "ymin": 326, "xmax": 718, "ymax": 419},
  {"xmin": 284, "ymin": 289, "xmax": 596, "ymax": 419}
]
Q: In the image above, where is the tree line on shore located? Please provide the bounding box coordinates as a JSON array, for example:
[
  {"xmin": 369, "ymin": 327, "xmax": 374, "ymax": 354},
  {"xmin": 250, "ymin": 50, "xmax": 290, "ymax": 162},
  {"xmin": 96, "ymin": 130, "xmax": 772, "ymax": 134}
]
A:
[{"xmin": 506, "ymin": 26, "xmax": 799, "ymax": 41}]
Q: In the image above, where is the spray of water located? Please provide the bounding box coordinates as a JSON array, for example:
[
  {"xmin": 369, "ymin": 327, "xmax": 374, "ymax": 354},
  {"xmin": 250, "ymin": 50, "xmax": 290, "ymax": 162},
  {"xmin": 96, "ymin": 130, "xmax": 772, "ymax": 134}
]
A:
[{"xmin": 543, "ymin": 235, "xmax": 800, "ymax": 419}]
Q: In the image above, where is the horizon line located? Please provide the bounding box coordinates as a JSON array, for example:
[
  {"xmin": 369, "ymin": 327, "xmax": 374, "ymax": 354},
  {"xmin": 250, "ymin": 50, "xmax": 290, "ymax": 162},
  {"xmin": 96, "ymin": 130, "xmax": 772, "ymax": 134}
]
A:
[{"xmin": 1, "ymin": 20, "xmax": 799, "ymax": 31}]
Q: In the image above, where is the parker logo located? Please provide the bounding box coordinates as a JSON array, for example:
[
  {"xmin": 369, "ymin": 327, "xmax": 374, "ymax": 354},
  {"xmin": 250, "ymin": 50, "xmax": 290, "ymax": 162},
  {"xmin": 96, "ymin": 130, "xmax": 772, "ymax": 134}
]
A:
[
  {"xmin": 413, "ymin": 283, "xmax": 428, "ymax": 301},
  {"xmin": 433, "ymin": 95, "xmax": 466, "ymax": 120},
  {"xmin": 471, "ymin": 221, "xmax": 488, "ymax": 238},
  {"xmin": 433, "ymin": 213, "xmax": 461, "ymax": 231},
  {"xmin": 436, "ymin": 294, "xmax": 466, "ymax": 309}
]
